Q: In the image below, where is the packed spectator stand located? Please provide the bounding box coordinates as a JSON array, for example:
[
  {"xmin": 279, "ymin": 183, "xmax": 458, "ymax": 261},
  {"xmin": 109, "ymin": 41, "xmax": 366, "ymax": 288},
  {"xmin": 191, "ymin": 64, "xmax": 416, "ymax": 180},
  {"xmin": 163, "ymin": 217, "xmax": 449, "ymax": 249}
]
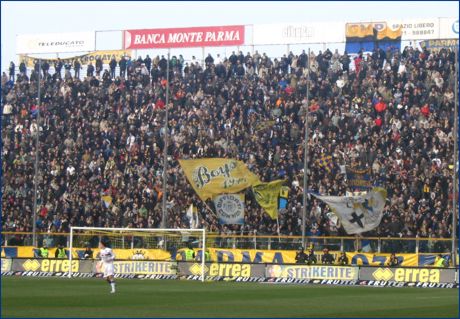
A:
[{"xmin": 1, "ymin": 47, "xmax": 457, "ymax": 251}]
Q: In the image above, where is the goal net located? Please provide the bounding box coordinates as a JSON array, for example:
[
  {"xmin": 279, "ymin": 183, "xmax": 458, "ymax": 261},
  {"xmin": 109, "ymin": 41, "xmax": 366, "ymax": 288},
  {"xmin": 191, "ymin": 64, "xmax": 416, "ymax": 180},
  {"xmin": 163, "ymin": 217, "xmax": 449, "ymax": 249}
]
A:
[{"xmin": 69, "ymin": 227, "xmax": 206, "ymax": 281}]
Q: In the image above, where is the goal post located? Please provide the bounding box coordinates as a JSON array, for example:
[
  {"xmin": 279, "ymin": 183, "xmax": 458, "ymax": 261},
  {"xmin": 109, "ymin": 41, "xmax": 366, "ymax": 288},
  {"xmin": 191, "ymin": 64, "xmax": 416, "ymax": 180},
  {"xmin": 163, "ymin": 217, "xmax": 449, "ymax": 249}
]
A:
[{"xmin": 69, "ymin": 227, "xmax": 206, "ymax": 282}]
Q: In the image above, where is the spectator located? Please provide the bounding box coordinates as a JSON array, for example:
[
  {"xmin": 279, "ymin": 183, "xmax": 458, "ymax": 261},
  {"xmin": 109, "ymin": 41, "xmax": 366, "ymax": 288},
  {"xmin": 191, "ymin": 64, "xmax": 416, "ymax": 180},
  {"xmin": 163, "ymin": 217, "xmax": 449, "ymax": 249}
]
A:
[
  {"xmin": 436, "ymin": 254, "xmax": 449, "ymax": 267},
  {"xmin": 306, "ymin": 249, "xmax": 317, "ymax": 265},
  {"xmin": 87, "ymin": 62, "xmax": 94, "ymax": 77},
  {"xmin": 39, "ymin": 245, "xmax": 49, "ymax": 258},
  {"xmin": 321, "ymin": 248, "xmax": 335, "ymax": 264},
  {"xmin": 386, "ymin": 253, "xmax": 400, "ymax": 267},
  {"xmin": 74, "ymin": 59, "xmax": 81, "ymax": 78},
  {"xmin": 41, "ymin": 60, "xmax": 50, "ymax": 77},
  {"xmin": 55, "ymin": 244, "xmax": 67, "ymax": 259},
  {"xmin": 119, "ymin": 56, "xmax": 127, "ymax": 78},
  {"xmin": 109, "ymin": 58, "xmax": 117, "ymax": 79},
  {"xmin": 0, "ymin": 47, "xmax": 455, "ymax": 246},
  {"xmin": 54, "ymin": 58, "xmax": 63, "ymax": 77},
  {"xmin": 144, "ymin": 55, "xmax": 152, "ymax": 72},
  {"xmin": 8, "ymin": 61, "xmax": 15, "ymax": 82},
  {"xmin": 19, "ymin": 61, "xmax": 27, "ymax": 76},
  {"xmin": 204, "ymin": 53, "xmax": 214, "ymax": 67},
  {"xmin": 295, "ymin": 247, "xmax": 308, "ymax": 264},
  {"xmin": 82, "ymin": 245, "xmax": 94, "ymax": 259},
  {"xmin": 337, "ymin": 252, "xmax": 349, "ymax": 265},
  {"xmin": 95, "ymin": 57, "xmax": 103, "ymax": 76},
  {"xmin": 374, "ymin": 96, "xmax": 387, "ymax": 114}
]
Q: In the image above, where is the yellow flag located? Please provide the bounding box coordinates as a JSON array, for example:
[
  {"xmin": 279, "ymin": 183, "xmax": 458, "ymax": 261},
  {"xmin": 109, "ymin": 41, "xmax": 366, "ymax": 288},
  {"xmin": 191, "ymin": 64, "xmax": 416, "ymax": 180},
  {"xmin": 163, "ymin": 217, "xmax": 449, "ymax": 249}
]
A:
[
  {"xmin": 101, "ymin": 195, "xmax": 112, "ymax": 208},
  {"xmin": 255, "ymin": 120, "xmax": 276, "ymax": 132},
  {"xmin": 179, "ymin": 158, "xmax": 261, "ymax": 201},
  {"xmin": 280, "ymin": 186, "xmax": 289, "ymax": 199},
  {"xmin": 252, "ymin": 180, "xmax": 286, "ymax": 219}
]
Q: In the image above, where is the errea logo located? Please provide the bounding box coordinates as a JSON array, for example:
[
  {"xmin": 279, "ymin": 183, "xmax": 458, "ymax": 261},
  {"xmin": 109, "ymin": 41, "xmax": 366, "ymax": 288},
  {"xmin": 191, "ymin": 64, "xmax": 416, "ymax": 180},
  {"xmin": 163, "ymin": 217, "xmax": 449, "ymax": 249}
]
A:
[
  {"xmin": 189, "ymin": 263, "xmax": 208, "ymax": 276},
  {"xmin": 23, "ymin": 259, "xmax": 41, "ymax": 271},
  {"xmin": 372, "ymin": 268, "xmax": 393, "ymax": 281}
]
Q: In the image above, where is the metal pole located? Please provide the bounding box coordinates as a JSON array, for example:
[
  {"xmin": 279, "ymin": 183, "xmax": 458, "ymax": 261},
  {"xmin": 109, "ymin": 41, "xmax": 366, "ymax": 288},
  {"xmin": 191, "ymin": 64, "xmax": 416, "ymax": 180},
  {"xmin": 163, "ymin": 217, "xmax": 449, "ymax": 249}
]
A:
[
  {"xmin": 161, "ymin": 50, "xmax": 170, "ymax": 228},
  {"xmin": 69, "ymin": 227, "xmax": 73, "ymax": 278},
  {"xmin": 302, "ymin": 48, "xmax": 310, "ymax": 249},
  {"xmin": 452, "ymin": 46, "xmax": 458, "ymax": 267},
  {"xmin": 32, "ymin": 59, "xmax": 41, "ymax": 247},
  {"xmin": 202, "ymin": 47, "xmax": 205, "ymax": 67},
  {"xmin": 201, "ymin": 228, "xmax": 206, "ymax": 282},
  {"xmin": 0, "ymin": 45, "xmax": 3, "ymax": 244}
]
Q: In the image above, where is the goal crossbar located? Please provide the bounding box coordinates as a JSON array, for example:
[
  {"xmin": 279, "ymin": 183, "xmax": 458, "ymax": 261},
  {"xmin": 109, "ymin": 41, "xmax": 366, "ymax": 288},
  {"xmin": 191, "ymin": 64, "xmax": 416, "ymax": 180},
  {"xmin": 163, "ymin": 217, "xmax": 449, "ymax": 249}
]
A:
[
  {"xmin": 70, "ymin": 227, "xmax": 205, "ymax": 232},
  {"xmin": 69, "ymin": 227, "xmax": 206, "ymax": 282}
]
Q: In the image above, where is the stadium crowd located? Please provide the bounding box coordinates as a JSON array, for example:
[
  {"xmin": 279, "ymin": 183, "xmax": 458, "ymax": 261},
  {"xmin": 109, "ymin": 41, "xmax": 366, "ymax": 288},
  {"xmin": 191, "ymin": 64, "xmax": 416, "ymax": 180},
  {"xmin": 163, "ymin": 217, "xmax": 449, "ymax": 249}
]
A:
[{"xmin": 1, "ymin": 46, "xmax": 457, "ymax": 250}]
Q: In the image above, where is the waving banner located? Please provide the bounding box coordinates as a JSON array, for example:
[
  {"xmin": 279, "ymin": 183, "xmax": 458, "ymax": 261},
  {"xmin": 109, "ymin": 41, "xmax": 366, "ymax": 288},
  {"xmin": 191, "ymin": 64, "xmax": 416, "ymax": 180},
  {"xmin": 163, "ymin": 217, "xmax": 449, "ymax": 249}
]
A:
[
  {"xmin": 186, "ymin": 204, "xmax": 199, "ymax": 229},
  {"xmin": 19, "ymin": 50, "xmax": 132, "ymax": 68},
  {"xmin": 213, "ymin": 194, "xmax": 245, "ymax": 224},
  {"xmin": 179, "ymin": 159, "xmax": 260, "ymax": 201},
  {"xmin": 345, "ymin": 22, "xmax": 401, "ymax": 53},
  {"xmin": 311, "ymin": 188, "xmax": 387, "ymax": 234},
  {"xmin": 346, "ymin": 166, "xmax": 372, "ymax": 191},
  {"xmin": 252, "ymin": 180, "xmax": 286, "ymax": 220},
  {"xmin": 316, "ymin": 155, "xmax": 334, "ymax": 173}
]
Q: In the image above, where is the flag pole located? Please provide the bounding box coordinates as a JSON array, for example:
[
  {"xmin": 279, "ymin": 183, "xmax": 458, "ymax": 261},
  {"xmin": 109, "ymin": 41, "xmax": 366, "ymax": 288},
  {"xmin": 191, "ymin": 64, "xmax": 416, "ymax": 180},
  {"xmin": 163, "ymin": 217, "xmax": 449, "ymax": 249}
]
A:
[
  {"xmin": 276, "ymin": 217, "xmax": 281, "ymax": 243},
  {"xmin": 452, "ymin": 46, "xmax": 458, "ymax": 267},
  {"xmin": 161, "ymin": 49, "xmax": 170, "ymax": 228},
  {"xmin": 203, "ymin": 202, "xmax": 216, "ymax": 217},
  {"xmin": 32, "ymin": 58, "xmax": 41, "ymax": 247},
  {"xmin": 302, "ymin": 48, "xmax": 310, "ymax": 249}
]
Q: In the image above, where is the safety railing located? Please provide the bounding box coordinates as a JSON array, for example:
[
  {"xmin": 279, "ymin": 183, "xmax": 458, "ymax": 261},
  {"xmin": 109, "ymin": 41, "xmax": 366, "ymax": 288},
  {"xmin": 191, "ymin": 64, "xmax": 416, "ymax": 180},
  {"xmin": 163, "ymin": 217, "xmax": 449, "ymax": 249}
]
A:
[{"xmin": 1, "ymin": 231, "xmax": 454, "ymax": 254}]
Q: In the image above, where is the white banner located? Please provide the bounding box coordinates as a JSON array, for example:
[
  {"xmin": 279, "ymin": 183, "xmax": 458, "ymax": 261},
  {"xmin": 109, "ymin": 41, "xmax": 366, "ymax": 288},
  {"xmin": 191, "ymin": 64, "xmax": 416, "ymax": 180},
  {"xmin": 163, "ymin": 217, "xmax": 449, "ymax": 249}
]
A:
[
  {"xmin": 388, "ymin": 18, "xmax": 440, "ymax": 40},
  {"xmin": 186, "ymin": 204, "xmax": 199, "ymax": 229},
  {"xmin": 439, "ymin": 18, "xmax": 459, "ymax": 39},
  {"xmin": 213, "ymin": 194, "xmax": 245, "ymax": 225},
  {"xmin": 253, "ymin": 22, "xmax": 345, "ymax": 45},
  {"xmin": 311, "ymin": 188, "xmax": 387, "ymax": 235},
  {"xmin": 16, "ymin": 32, "xmax": 95, "ymax": 54}
]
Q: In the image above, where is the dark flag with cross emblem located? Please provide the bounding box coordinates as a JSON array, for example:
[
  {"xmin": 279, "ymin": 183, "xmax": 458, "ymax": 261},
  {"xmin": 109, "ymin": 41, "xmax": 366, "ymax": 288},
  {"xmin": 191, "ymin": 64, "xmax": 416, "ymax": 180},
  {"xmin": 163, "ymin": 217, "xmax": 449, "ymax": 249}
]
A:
[{"xmin": 310, "ymin": 187, "xmax": 387, "ymax": 234}]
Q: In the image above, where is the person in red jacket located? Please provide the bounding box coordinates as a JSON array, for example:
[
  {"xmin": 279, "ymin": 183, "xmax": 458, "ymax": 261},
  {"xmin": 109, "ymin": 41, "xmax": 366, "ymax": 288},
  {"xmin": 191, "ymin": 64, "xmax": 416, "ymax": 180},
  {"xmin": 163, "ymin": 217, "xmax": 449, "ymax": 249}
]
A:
[
  {"xmin": 374, "ymin": 116, "xmax": 383, "ymax": 128},
  {"xmin": 420, "ymin": 104, "xmax": 430, "ymax": 117},
  {"xmin": 374, "ymin": 97, "xmax": 387, "ymax": 114},
  {"xmin": 354, "ymin": 55, "xmax": 362, "ymax": 75}
]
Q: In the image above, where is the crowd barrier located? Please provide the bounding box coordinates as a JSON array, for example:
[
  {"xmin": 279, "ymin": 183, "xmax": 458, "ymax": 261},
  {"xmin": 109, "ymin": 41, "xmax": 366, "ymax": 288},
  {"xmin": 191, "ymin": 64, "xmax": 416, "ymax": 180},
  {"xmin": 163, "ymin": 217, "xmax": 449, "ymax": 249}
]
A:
[
  {"xmin": 1, "ymin": 246, "xmax": 456, "ymax": 268},
  {"xmin": 1, "ymin": 232, "xmax": 455, "ymax": 255},
  {"xmin": 1, "ymin": 258, "xmax": 458, "ymax": 289}
]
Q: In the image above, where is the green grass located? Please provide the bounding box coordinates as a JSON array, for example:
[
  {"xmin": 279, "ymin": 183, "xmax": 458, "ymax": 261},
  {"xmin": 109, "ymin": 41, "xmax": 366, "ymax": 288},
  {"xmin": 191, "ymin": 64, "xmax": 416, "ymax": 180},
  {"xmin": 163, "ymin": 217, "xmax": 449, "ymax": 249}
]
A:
[{"xmin": 1, "ymin": 277, "xmax": 458, "ymax": 318}]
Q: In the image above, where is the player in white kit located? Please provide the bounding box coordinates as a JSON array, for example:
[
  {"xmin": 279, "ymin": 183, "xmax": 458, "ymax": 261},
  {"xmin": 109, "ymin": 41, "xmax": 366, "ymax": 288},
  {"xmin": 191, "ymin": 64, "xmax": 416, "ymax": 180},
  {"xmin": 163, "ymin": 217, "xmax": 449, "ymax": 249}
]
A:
[{"xmin": 99, "ymin": 239, "xmax": 116, "ymax": 293}]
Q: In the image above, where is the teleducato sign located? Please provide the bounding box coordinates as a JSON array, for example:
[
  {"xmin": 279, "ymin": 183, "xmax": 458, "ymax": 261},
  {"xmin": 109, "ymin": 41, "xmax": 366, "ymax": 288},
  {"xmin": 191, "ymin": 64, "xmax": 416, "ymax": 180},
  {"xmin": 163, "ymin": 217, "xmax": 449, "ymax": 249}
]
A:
[
  {"xmin": 16, "ymin": 32, "xmax": 95, "ymax": 54},
  {"xmin": 124, "ymin": 25, "xmax": 245, "ymax": 49}
]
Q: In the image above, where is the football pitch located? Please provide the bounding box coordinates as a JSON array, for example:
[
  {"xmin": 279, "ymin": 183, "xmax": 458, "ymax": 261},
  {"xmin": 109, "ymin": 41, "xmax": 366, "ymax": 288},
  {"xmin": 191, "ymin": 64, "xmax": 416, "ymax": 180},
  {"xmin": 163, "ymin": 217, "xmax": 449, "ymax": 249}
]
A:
[{"xmin": 1, "ymin": 277, "xmax": 458, "ymax": 318}]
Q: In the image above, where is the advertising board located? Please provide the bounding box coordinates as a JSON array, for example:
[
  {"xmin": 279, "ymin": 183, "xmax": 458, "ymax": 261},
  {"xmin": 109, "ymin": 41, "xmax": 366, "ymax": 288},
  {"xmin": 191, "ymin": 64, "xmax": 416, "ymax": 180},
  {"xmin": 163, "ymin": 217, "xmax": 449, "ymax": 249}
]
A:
[
  {"xmin": 16, "ymin": 32, "xmax": 95, "ymax": 54},
  {"xmin": 124, "ymin": 25, "xmax": 244, "ymax": 49}
]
